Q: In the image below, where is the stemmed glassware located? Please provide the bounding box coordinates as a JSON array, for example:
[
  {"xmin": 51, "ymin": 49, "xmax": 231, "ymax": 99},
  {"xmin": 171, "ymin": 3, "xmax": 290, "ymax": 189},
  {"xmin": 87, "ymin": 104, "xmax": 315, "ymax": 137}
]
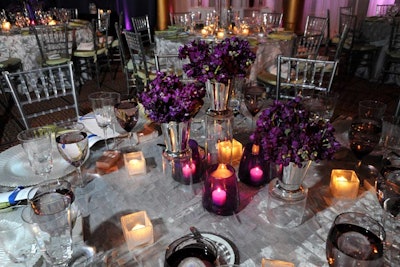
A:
[
  {"xmin": 114, "ymin": 96, "xmax": 139, "ymax": 147},
  {"xmin": 55, "ymin": 121, "xmax": 89, "ymax": 187},
  {"xmin": 348, "ymin": 100, "xmax": 386, "ymax": 184},
  {"xmin": 326, "ymin": 212, "xmax": 385, "ymax": 266},
  {"xmin": 243, "ymin": 83, "xmax": 267, "ymax": 130},
  {"xmin": 88, "ymin": 92, "xmax": 116, "ymax": 150}
]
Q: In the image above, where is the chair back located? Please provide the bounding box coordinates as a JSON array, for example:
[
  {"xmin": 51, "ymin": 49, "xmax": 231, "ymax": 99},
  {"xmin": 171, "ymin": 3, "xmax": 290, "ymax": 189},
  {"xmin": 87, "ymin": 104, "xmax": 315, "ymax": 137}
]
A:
[
  {"xmin": 388, "ymin": 17, "xmax": 400, "ymax": 53},
  {"xmin": 67, "ymin": 8, "xmax": 78, "ymax": 20},
  {"xmin": 304, "ymin": 15, "xmax": 328, "ymax": 37},
  {"xmin": 292, "ymin": 34, "xmax": 324, "ymax": 59},
  {"xmin": 96, "ymin": 12, "xmax": 111, "ymax": 50},
  {"xmin": 131, "ymin": 15, "xmax": 154, "ymax": 47},
  {"xmin": 376, "ymin": 4, "xmax": 396, "ymax": 16},
  {"xmin": 115, "ymin": 22, "xmax": 135, "ymax": 94},
  {"xmin": 124, "ymin": 30, "xmax": 152, "ymax": 87},
  {"xmin": 261, "ymin": 12, "xmax": 283, "ymax": 28},
  {"xmin": 32, "ymin": 24, "xmax": 70, "ymax": 66},
  {"xmin": 333, "ymin": 24, "xmax": 349, "ymax": 61},
  {"xmin": 275, "ymin": 55, "xmax": 338, "ymax": 100},
  {"xmin": 3, "ymin": 62, "xmax": 80, "ymax": 129},
  {"xmin": 340, "ymin": 14, "xmax": 358, "ymax": 51}
]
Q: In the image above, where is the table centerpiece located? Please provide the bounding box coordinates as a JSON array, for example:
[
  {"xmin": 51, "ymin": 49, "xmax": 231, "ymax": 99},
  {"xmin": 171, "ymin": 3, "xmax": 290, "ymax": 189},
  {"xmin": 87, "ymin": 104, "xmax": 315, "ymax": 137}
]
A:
[
  {"xmin": 250, "ymin": 97, "xmax": 341, "ymax": 227},
  {"xmin": 138, "ymin": 71, "xmax": 206, "ymax": 184},
  {"xmin": 179, "ymin": 36, "xmax": 256, "ymax": 166}
]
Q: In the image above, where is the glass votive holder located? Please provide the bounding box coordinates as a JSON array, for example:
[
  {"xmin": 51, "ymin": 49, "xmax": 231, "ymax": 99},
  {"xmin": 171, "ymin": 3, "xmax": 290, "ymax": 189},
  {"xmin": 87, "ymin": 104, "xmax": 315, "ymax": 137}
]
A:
[
  {"xmin": 238, "ymin": 142, "xmax": 272, "ymax": 187},
  {"xmin": 218, "ymin": 139, "xmax": 243, "ymax": 167},
  {"xmin": 202, "ymin": 163, "xmax": 239, "ymax": 216},
  {"xmin": 121, "ymin": 211, "xmax": 154, "ymax": 250},
  {"xmin": 330, "ymin": 169, "xmax": 360, "ymax": 199},
  {"xmin": 122, "ymin": 148, "xmax": 146, "ymax": 176}
]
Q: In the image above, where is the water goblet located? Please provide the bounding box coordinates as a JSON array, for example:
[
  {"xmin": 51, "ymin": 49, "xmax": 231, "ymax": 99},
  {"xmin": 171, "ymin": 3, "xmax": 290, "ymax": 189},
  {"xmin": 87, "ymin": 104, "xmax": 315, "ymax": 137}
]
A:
[
  {"xmin": 17, "ymin": 126, "xmax": 53, "ymax": 179},
  {"xmin": 348, "ymin": 100, "xmax": 386, "ymax": 184},
  {"xmin": 0, "ymin": 219, "xmax": 37, "ymax": 267},
  {"xmin": 55, "ymin": 121, "xmax": 89, "ymax": 187},
  {"xmin": 243, "ymin": 83, "xmax": 267, "ymax": 130},
  {"xmin": 302, "ymin": 91, "xmax": 339, "ymax": 122},
  {"xmin": 88, "ymin": 92, "xmax": 115, "ymax": 150},
  {"xmin": 22, "ymin": 179, "xmax": 77, "ymax": 266},
  {"xmin": 114, "ymin": 96, "xmax": 139, "ymax": 147},
  {"xmin": 326, "ymin": 212, "xmax": 385, "ymax": 267}
]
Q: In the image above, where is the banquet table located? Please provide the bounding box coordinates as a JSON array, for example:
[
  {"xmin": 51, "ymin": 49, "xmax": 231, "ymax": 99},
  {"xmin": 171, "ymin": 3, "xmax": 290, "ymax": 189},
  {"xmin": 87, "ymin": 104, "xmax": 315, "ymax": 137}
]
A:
[
  {"xmin": 0, "ymin": 21, "xmax": 92, "ymax": 71},
  {"xmin": 154, "ymin": 32, "xmax": 294, "ymax": 82},
  {"xmin": 0, "ymin": 113, "xmax": 385, "ymax": 266}
]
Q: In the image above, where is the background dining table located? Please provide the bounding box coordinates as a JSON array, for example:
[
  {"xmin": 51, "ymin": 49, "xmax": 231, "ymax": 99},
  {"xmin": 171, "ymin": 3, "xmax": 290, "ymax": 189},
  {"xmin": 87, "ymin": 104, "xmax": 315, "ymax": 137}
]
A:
[
  {"xmin": 154, "ymin": 31, "xmax": 295, "ymax": 82},
  {"xmin": 0, "ymin": 110, "xmax": 385, "ymax": 266},
  {"xmin": 0, "ymin": 20, "xmax": 92, "ymax": 71}
]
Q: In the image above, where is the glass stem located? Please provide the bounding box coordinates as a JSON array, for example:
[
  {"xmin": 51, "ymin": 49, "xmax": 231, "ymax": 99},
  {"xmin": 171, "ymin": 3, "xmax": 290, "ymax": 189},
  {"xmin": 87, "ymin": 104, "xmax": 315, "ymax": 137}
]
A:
[{"xmin": 103, "ymin": 127, "xmax": 109, "ymax": 150}]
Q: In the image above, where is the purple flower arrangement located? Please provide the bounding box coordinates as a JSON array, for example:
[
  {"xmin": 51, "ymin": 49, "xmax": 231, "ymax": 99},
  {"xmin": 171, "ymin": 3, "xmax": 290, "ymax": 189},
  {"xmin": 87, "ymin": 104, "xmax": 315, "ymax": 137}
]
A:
[
  {"xmin": 139, "ymin": 72, "xmax": 206, "ymax": 123},
  {"xmin": 178, "ymin": 36, "xmax": 256, "ymax": 84},
  {"xmin": 250, "ymin": 97, "xmax": 340, "ymax": 167}
]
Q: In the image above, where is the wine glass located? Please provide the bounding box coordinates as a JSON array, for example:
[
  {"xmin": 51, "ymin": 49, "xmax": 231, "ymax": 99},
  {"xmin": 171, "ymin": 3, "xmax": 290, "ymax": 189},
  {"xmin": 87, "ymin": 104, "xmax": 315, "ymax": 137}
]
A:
[
  {"xmin": 243, "ymin": 83, "xmax": 267, "ymax": 130},
  {"xmin": 326, "ymin": 212, "xmax": 385, "ymax": 266},
  {"xmin": 88, "ymin": 92, "xmax": 115, "ymax": 150},
  {"xmin": 55, "ymin": 121, "xmax": 89, "ymax": 187},
  {"xmin": 348, "ymin": 100, "xmax": 386, "ymax": 184},
  {"xmin": 114, "ymin": 97, "xmax": 139, "ymax": 146}
]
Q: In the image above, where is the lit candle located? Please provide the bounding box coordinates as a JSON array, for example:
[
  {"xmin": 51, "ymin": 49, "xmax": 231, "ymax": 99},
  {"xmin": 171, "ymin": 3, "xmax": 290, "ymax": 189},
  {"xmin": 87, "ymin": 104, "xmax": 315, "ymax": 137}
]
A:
[
  {"xmin": 250, "ymin": 166, "xmax": 263, "ymax": 182},
  {"xmin": 201, "ymin": 28, "xmax": 208, "ymax": 36},
  {"xmin": 252, "ymin": 144, "xmax": 260, "ymax": 155},
  {"xmin": 48, "ymin": 20, "xmax": 56, "ymax": 25},
  {"xmin": 212, "ymin": 187, "xmax": 227, "ymax": 206},
  {"xmin": 330, "ymin": 169, "xmax": 359, "ymax": 199},
  {"xmin": 218, "ymin": 139, "xmax": 243, "ymax": 165},
  {"xmin": 242, "ymin": 28, "xmax": 249, "ymax": 36},
  {"xmin": 182, "ymin": 163, "xmax": 192, "ymax": 178},
  {"xmin": 211, "ymin": 163, "xmax": 233, "ymax": 178},
  {"xmin": 217, "ymin": 30, "xmax": 225, "ymax": 39},
  {"xmin": 121, "ymin": 211, "xmax": 154, "ymax": 250},
  {"xmin": 123, "ymin": 151, "xmax": 146, "ymax": 176},
  {"xmin": 2, "ymin": 21, "xmax": 10, "ymax": 31}
]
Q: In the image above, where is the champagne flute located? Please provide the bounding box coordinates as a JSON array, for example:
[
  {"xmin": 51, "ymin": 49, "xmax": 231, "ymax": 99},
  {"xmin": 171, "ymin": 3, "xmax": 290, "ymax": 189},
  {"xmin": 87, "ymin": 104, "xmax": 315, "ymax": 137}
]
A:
[
  {"xmin": 243, "ymin": 83, "xmax": 267, "ymax": 130},
  {"xmin": 88, "ymin": 92, "xmax": 115, "ymax": 150},
  {"xmin": 114, "ymin": 97, "xmax": 139, "ymax": 146},
  {"xmin": 55, "ymin": 121, "xmax": 89, "ymax": 187},
  {"xmin": 348, "ymin": 100, "xmax": 386, "ymax": 184}
]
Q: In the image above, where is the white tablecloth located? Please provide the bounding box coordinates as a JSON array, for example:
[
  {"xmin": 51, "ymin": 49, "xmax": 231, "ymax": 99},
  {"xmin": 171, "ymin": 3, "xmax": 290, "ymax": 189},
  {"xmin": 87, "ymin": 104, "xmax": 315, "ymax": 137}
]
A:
[{"xmin": 0, "ymin": 24, "xmax": 92, "ymax": 71}]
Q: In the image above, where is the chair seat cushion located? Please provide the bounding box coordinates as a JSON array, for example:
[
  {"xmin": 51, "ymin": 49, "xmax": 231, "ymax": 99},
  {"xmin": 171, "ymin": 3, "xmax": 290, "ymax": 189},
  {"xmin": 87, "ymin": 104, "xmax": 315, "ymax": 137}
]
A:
[
  {"xmin": 45, "ymin": 56, "xmax": 70, "ymax": 66},
  {"xmin": 73, "ymin": 47, "xmax": 107, "ymax": 58},
  {"xmin": 257, "ymin": 69, "xmax": 277, "ymax": 86},
  {"xmin": 0, "ymin": 58, "xmax": 22, "ymax": 69}
]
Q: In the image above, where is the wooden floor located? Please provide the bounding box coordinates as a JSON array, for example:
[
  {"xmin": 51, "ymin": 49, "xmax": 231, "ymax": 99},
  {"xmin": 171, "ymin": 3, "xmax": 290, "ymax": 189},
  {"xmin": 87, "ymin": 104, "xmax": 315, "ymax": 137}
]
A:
[{"xmin": 0, "ymin": 62, "xmax": 399, "ymax": 152}]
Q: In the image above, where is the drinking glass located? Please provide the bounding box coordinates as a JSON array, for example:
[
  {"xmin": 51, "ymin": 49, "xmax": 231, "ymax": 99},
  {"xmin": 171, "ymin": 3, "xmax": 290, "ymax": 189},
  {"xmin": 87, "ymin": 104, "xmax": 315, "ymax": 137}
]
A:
[
  {"xmin": 108, "ymin": 92, "xmax": 121, "ymax": 147},
  {"xmin": 243, "ymin": 83, "xmax": 267, "ymax": 130},
  {"xmin": 88, "ymin": 92, "xmax": 115, "ymax": 150},
  {"xmin": 348, "ymin": 100, "xmax": 386, "ymax": 184},
  {"xmin": 22, "ymin": 179, "xmax": 76, "ymax": 266},
  {"xmin": 55, "ymin": 121, "xmax": 89, "ymax": 187},
  {"xmin": 326, "ymin": 212, "xmax": 385, "ymax": 267},
  {"xmin": 302, "ymin": 91, "xmax": 339, "ymax": 122},
  {"xmin": 17, "ymin": 126, "xmax": 53, "ymax": 178},
  {"xmin": 0, "ymin": 219, "xmax": 36, "ymax": 267},
  {"xmin": 382, "ymin": 197, "xmax": 400, "ymax": 266},
  {"xmin": 114, "ymin": 96, "xmax": 139, "ymax": 147}
]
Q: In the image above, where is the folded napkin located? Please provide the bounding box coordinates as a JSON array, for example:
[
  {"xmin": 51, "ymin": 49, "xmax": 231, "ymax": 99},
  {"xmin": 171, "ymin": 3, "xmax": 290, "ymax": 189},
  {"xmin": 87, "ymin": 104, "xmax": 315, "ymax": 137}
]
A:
[{"xmin": 77, "ymin": 42, "xmax": 94, "ymax": 51}]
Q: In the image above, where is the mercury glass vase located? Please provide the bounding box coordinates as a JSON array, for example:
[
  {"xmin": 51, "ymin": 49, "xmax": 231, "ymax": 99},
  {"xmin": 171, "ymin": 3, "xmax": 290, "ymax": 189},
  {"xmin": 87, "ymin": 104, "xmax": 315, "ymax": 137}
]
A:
[
  {"xmin": 266, "ymin": 161, "xmax": 312, "ymax": 228},
  {"xmin": 205, "ymin": 79, "xmax": 234, "ymax": 166},
  {"xmin": 161, "ymin": 120, "xmax": 191, "ymax": 160}
]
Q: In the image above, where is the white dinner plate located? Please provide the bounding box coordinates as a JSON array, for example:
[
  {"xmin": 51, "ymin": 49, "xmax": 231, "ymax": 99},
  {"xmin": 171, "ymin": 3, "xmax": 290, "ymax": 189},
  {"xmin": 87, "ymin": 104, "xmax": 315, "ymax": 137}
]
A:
[{"xmin": 0, "ymin": 145, "xmax": 80, "ymax": 187}]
